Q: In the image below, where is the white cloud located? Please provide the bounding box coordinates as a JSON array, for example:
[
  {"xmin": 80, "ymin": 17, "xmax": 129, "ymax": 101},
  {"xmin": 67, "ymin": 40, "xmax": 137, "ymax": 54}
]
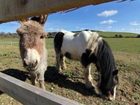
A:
[
  {"xmin": 100, "ymin": 19, "xmax": 117, "ymax": 25},
  {"xmin": 97, "ymin": 10, "xmax": 118, "ymax": 17},
  {"xmin": 130, "ymin": 21, "xmax": 140, "ymax": 26}
]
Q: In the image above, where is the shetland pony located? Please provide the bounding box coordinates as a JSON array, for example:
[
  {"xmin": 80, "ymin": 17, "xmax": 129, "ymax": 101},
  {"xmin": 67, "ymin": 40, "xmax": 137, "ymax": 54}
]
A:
[
  {"xmin": 17, "ymin": 15, "xmax": 48, "ymax": 89},
  {"xmin": 54, "ymin": 30, "xmax": 118, "ymax": 100}
]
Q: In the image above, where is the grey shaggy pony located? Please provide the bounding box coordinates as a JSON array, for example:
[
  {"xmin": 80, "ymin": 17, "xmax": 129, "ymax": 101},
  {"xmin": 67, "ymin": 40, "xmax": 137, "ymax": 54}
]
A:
[{"xmin": 17, "ymin": 15, "xmax": 48, "ymax": 89}]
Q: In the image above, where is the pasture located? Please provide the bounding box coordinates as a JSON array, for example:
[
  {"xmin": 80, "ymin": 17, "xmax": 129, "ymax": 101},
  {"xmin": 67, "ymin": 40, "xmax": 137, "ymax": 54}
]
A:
[{"xmin": 0, "ymin": 36, "xmax": 140, "ymax": 105}]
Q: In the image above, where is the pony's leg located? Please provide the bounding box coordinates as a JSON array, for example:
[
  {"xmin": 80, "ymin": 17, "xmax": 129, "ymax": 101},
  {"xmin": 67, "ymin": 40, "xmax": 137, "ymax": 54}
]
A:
[
  {"xmin": 83, "ymin": 65, "xmax": 94, "ymax": 88},
  {"xmin": 38, "ymin": 72, "xmax": 45, "ymax": 90},
  {"xmin": 56, "ymin": 53, "xmax": 62, "ymax": 72},
  {"xmin": 56, "ymin": 53, "xmax": 66, "ymax": 72},
  {"xmin": 61, "ymin": 56, "xmax": 66, "ymax": 70},
  {"xmin": 95, "ymin": 64, "xmax": 102, "ymax": 94},
  {"xmin": 39, "ymin": 80, "xmax": 45, "ymax": 90},
  {"xmin": 30, "ymin": 72, "xmax": 37, "ymax": 86}
]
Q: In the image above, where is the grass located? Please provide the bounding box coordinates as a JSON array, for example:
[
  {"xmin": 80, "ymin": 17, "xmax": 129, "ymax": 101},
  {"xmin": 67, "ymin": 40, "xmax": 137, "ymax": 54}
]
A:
[
  {"xmin": 105, "ymin": 38, "xmax": 140, "ymax": 54},
  {"xmin": 98, "ymin": 31, "xmax": 138, "ymax": 38},
  {"xmin": 0, "ymin": 37, "xmax": 140, "ymax": 105}
]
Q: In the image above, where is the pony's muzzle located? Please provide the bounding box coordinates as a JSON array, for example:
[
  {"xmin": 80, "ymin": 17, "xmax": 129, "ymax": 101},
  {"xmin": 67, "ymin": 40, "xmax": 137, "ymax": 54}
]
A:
[
  {"xmin": 97, "ymin": 88, "xmax": 116, "ymax": 101},
  {"xmin": 23, "ymin": 60, "xmax": 38, "ymax": 70},
  {"xmin": 108, "ymin": 86, "xmax": 117, "ymax": 101},
  {"xmin": 108, "ymin": 93, "xmax": 116, "ymax": 101}
]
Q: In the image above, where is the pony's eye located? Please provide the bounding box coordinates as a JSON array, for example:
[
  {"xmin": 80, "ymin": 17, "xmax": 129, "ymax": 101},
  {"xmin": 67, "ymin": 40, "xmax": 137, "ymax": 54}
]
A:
[
  {"xmin": 18, "ymin": 33, "xmax": 22, "ymax": 36},
  {"xmin": 17, "ymin": 32, "xmax": 22, "ymax": 36},
  {"xmin": 40, "ymin": 35, "xmax": 44, "ymax": 39}
]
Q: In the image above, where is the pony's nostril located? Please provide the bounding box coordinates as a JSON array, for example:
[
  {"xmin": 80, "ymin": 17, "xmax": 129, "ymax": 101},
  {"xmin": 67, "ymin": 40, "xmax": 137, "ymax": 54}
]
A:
[
  {"xmin": 108, "ymin": 96, "xmax": 115, "ymax": 101},
  {"xmin": 108, "ymin": 91, "xmax": 115, "ymax": 101},
  {"xmin": 31, "ymin": 60, "xmax": 38, "ymax": 68},
  {"xmin": 23, "ymin": 59, "xmax": 38, "ymax": 68}
]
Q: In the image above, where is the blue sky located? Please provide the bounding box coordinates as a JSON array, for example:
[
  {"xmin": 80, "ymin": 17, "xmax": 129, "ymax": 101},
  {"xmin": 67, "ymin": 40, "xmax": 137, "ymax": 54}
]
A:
[{"xmin": 0, "ymin": 0, "xmax": 140, "ymax": 33}]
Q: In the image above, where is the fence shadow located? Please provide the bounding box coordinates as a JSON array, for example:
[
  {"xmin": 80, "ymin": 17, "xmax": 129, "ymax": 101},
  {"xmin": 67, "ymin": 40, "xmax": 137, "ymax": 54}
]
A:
[
  {"xmin": 0, "ymin": 67, "xmax": 99, "ymax": 97},
  {"xmin": 0, "ymin": 68, "xmax": 29, "ymax": 95},
  {"xmin": 1, "ymin": 68, "xmax": 29, "ymax": 81},
  {"xmin": 45, "ymin": 66, "xmax": 99, "ymax": 97}
]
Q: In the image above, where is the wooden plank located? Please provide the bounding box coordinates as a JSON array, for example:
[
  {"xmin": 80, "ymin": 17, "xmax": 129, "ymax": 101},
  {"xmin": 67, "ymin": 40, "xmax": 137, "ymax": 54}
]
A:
[
  {"xmin": 0, "ymin": 72, "xmax": 81, "ymax": 105},
  {"xmin": 0, "ymin": 0, "xmax": 117, "ymax": 23}
]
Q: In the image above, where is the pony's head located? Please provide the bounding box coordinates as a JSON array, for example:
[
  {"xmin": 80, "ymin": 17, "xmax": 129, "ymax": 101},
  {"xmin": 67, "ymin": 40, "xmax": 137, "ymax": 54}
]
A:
[
  {"xmin": 17, "ymin": 15, "xmax": 47, "ymax": 70},
  {"xmin": 95, "ymin": 39, "xmax": 119, "ymax": 100},
  {"xmin": 99, "ymin": 69, "xmax": 118, "ymax": 100}
]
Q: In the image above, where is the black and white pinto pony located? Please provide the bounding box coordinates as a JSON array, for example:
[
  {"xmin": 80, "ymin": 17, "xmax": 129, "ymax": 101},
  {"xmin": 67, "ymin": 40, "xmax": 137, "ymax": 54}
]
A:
[{"xmin": 54, "ymin": 30, "xmax": 119, "ymax": 100}]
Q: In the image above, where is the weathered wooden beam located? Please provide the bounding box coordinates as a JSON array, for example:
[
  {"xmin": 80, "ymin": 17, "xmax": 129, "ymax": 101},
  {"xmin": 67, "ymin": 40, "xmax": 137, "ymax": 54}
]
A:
[
  {"xmin": 0, "ymin": 0, "xmax": 117, "ymax": 23},
  {"xmin": 0, "ymin": 72, "xmax": 81, "ymax": 105}
]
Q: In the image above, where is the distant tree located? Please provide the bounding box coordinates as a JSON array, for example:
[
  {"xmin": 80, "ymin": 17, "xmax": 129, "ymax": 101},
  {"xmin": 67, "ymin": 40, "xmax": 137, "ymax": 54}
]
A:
[
  {"xmin": 115, "ymin": 34, "xmax": 118, "ymax": 38},
  {"xmin": 0, "ymin": 32, "xmax": 5, "ymax": 36},
  {"xmin": 84, "ymin": 29, "xmax": 90, "ymax": 31},
  {"xmin": 119, "ymin": 34, "xmax": 123, "ymax": 38},
  {"xmin": 137, "ymin": 34, "xmax": 140, "ymax": 38},
  {"xmin": 114, "ymin": 34, "xmax": 123, "ymax": 38}
]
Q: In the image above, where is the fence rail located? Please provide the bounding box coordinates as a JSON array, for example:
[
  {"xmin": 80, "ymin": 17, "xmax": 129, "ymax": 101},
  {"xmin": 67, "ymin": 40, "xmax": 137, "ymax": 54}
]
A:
[
  {"xmin": 0, "ymin": 72, "xmax": 81, "ymax": 105},
  {"xmin": 0, "ymin": 42, "xmax": 18, "ymax": 45},
  {"xmin": 0, "ymin": 0, "xmax": 116, "ymax": 23}
]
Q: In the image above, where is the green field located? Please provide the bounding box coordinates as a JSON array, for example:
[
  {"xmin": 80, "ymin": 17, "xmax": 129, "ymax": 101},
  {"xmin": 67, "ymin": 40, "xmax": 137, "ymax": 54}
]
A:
[
  {"xmin": 98, "ymin": 31, "xmax": 138, "ymax": 38},
  {"xmin": 0, "ymin": 37, "xmax": 140, "ymax": 105},
  {"xmin": 106, "ymin": 38, "xmax": 140, "ymax": 53}
]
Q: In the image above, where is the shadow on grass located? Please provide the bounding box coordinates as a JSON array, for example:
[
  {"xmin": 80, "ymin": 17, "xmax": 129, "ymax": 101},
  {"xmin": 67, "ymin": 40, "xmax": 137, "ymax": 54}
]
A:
[
  {"xmin": 0, "ymin": 67, "xmax": 99, "ymax": 97},
  {"xmin": 45, "ymin": 66, "xmax": 99, "ymax": 97},
  {"xmin": 0, "ymin": 68, "xmax": 29, "ymax": 95},
  {"xmin": 1, "ymin": 68, "xmax": 28, "ymax": 81}
]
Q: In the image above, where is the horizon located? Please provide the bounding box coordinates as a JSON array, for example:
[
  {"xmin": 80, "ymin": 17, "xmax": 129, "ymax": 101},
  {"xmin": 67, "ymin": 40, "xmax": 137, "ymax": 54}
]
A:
[
  {"xmin": 0, "ymin": 29, "xmax": 139, "ymax": 35},
  {"xmin": 0, "ymin": 0, "xmax": 140, "ymax": 34}
]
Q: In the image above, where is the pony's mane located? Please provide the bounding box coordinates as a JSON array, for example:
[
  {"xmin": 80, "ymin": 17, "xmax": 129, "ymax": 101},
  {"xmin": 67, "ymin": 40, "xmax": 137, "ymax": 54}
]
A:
[
  {"xmin": 86, "ymin": 32, "xmax": 101, "ymax": 53},
  {"xmin": 95, "ymin": 39, "xmax": 117, "ymax": 91},
  {"xmin": 86, "ymin": 32, "xmax": 117, "ymax": 93}
]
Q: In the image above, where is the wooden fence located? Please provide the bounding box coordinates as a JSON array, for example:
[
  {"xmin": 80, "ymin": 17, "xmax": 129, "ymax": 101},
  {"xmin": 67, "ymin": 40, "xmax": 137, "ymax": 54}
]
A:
[
  {"xmin": 0, "ymin": 72, "xmax": 81, "ymax": 105},
  {"xmin": 0, "ymin": 0, "xmax": 117, "ymax": 23}
]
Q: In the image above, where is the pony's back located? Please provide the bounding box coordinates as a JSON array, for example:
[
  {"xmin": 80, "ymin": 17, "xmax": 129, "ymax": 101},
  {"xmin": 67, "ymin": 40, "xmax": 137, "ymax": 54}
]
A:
[{"xmin": 54, "ymin": 30, "xmax": 100, "ymax": 60}]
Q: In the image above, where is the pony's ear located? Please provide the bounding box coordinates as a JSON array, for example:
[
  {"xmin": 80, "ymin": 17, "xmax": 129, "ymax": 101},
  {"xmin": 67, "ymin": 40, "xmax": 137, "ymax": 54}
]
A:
[
  {"xmin": 19, "ymin": 19, "xmax": 29, "ymax": 24},
  {"xmin": 30, "ymin": 15, "xmax": 48, "ymax": 25},
  {"xmin": 113, "ymin": 70, "xmax": 118, "ymax": 76},
  {"xmin": 40, "ymin": 15, "xmax": 48, "ymax": 25}
]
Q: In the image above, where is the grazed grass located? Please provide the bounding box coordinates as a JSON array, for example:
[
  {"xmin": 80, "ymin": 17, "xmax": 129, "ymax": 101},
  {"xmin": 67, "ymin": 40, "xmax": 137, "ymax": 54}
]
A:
[{"xmin": 0, "ymin": 37, "xmax": 140, "ymax": 105}]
